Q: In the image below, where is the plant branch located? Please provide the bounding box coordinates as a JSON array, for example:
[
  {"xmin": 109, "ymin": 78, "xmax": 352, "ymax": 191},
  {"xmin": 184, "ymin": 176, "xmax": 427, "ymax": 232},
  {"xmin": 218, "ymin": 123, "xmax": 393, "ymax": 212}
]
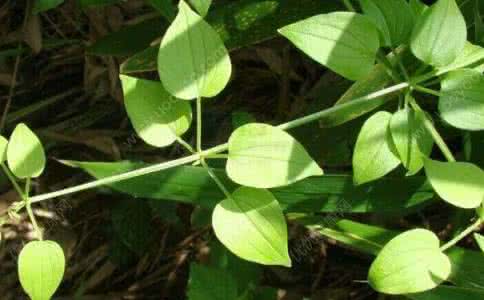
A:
[
  {"xmin": 342, "ymin": 0, "xmax": 356, "ymax": 11},
  {"xmin": 441, "ymin": 218, "xmax": 482, "ymax": 251},
  {"xmin": 1, "ymin": 163, "xmax": 25, "ymax": 198},
  {"xmin": 29, "ymin": 80, "xmax": 419, "ymax": 204}
]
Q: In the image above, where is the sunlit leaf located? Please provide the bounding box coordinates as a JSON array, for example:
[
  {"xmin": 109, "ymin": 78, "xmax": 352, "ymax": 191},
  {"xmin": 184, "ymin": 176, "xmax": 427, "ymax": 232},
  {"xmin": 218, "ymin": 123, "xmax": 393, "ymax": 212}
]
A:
[
  {"xmin": 411, "ymin": 0, "xmax": 467, "ymax": 67},
  {"xmin": 0, "ymin": 135, "xmax": 7, "ymax": 163},
  {"xmin": 120, "ymin": 75, "xmax": 192, "ymax": 147},
  {"xmin": 7, "ymin": 123, "xmax": 46, "ymax": 178},
  {"xmin": 368, "ymin": 229, "xmax": 451, "ymax": 295},
  {"xmin": 436, "ymin": 42, "xmax": 484, "ymax": 76},
  {"xmin": 158, "ymin": 0, "xmax": 231, "ymax": 100},
  {"xmin": 279, "ymin": 12, "xmax": 380, "ymax": 80},
  {"xmin": 18, "ymin": 240, "xmax": 65, "ymax": 300},
  {"xmin": 353, "ymin": 111, "xmax": 400, "ymax": 185},
  {"xmin": 439, "ymin": 69, "xmax": 484, "ymax": 131},
  {"xmin": 424, "ymin": 159, "xmax": 484, "ymax": 208},
  {"xmin": 226, "ymin": 123, "xmax": 323, "ymax": 189},
  {"xmin": 212, "ymin": 187, "xmax": 291, "ymax": 267},
  {"xmin": 474, "ymin": 233, "xmax": 484, "ymax": 252}
]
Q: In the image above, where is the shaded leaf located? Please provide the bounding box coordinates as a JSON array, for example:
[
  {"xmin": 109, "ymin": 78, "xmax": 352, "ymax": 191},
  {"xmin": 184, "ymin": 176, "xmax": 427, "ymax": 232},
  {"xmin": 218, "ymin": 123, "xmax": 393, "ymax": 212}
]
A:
[
  {"xmin": 279, "ymin": 12, "xmax": 380, "ymax": 80},
  {"xmin": 408, "ymin": 285, "xmax": 484, "ymax": 300},
  {"xmin": 33, "ymin": 0, "xmax": 64, "ymax": 13},
  {"xmin": 359, "ymin": 0, "xmax": 414, "ymax": 47},
  {"xmin": 227, "ymin": 123, "xmax": 323, "ymax": 189},
  {"xmin": 390, "ymin": 105, "xmax": 433, "ymax": 175},
  {"xmin": 212, "ymin": 187, "xmax": 291, "ymax": 266},
  {"xmin": 189, "ymin": 0, "xmax": 212, "ymax": 17},
  {"xmin": 187, "ymin": 263, "xmax": 238, "ymax": 300}
]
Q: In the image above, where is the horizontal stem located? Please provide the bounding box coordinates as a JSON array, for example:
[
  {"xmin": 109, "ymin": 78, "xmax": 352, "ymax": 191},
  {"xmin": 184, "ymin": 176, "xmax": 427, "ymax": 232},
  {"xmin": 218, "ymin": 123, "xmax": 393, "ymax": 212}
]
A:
[{"xmin": 30, "ymin": 81, "xmax": 412, "ymax": 204}]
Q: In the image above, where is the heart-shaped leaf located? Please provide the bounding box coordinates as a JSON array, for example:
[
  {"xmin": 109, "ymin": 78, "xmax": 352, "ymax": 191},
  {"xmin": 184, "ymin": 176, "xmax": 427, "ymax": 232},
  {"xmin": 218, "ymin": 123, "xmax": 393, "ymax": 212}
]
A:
[
  {"xmin": 7, "ymin": 123, "xmax": 46, "ymax": 178},
  {"xmin": 424, "ymin": 159, "xmax": 484, "ymax": 208},
  {"xmin": 390, "ymin": 105, "xmax": 433, "ymax": 175},
  {"xmin": 158, "ymin": 0, "xmax": 231, "ymax": 100},
  {"xmin": 279, "ymin": 12, "xmax": 380, "ymax": 81},
  {"xmin": 359, "ymin": 0, "xmax": 414, "ymax": 47},
  {"xmin": 353, "ymin": 111, "xmax": 401, "ymax": 185},
  {"xmin": 368, "ymin": 229, "xmax": 451, "ymax": 295},
  {"xmin": 212, "ymin": 187, "xmax": 291, "ymax": 267},
  {"xmin": 18, "ymin": 240, "xmax": 65, "ymax": 300},
  {"xmin": 439, "ymin": 69, "xmax": 484, "ymax": 131},
  {"xmin": 120, "ymin": 75, "xmax": 192, "ymax": 147},
  {"xmin": 226, "ymin": 123, "xmax": 323, "ymax": 189},
  {"xmin": 410, "ymin": 0, "xmax": 467, "ymax": 67}
]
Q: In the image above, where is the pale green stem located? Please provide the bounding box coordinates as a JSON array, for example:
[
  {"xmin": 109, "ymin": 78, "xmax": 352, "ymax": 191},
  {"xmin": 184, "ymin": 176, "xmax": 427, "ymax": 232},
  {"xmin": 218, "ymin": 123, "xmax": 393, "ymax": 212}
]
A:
[
  {"xmin": 200, "ymin": 159, "xmax": 232, "ymax": 199},
  {"xmin": 29, "ymin": 80, "xmax": 419, "ymax": 204},
  {"xmin": 342, "ymin": 0, "xmax": 356, "ymax": 11},
  {"xmin": 196, "ymin": 96, "xmax": 202, "ymax": 153},
  {"xmin": 1, "ymin": 163, "xmax": 24, "ymax": 198},
  {"xmin": 408, "ymin": 99, "xmax": 456, "ymax": 162},
  {"xmin": 176, "ymin": 136, "xmax": 195, "ymax": 153},
  {"xmin": 24, "ymin": 178, "xmax": 43, "ymax": 240},
  {"xmin": 414, "ymin": 85, "xmax": 442, "ymax": 97},
  {"xmin": 441, "ymin": 218, "xmax": 482, "ymax": 251}
]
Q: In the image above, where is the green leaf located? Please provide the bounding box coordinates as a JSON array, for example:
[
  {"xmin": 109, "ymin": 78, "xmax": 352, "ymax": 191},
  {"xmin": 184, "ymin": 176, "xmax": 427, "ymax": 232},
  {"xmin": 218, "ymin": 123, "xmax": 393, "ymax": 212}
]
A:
[
  {"xmin": 158, "ymin": 0, "xmax": 231, "ymax": 100},
  {"xmin": 307, "ymin": 219, "xmax": 484, "ymax": 289},
  {"xmin": 226, "ymin": 123, "xmax": 323, "ymax": 189},
  {"xmin": 120, "ymin": 75, "xmax": 192, "ymax": 147},
  {"xmin": 436, "ymin": 42, "xmax": 484, "ymax": 76},
  {"xmin": 410, "ymin": 0, "xmax": 467, "ymax": 67},
  {"xmin": 78, "ymin": 0, "xmax": 120, "ymax": 8},
  {"xmin": 18, "ymin": 240, "xmax": 65, "ymax": 300},
  {"xmin": 87, "ymin": 18, "xmax": 166, "ymax": 57},
  {"xmin": 65, "ymin": 161, "xmax": 433, "ymax": 213},
  {"xmin": 359, "ymin": 0, "xmax": 414, "ymax": 47},
  {"xmin": 0, "ymin": 135, "xmax": 7, "ymax": 163},
  {"xmin": 7, "ymin": 123, "xmax": 46, "ymax": 178},
  {"xmin": 409, "ymin": 0, "xmax": 428, "ymax": 17},
  {"xmin": 121, "ymin": 0, "xmax": 343, "ymax": 74},
  {"xmin": 189, "ymin": 0, "xmax": 212, "ymax": 17},
  {"xmin": 439, "ymin": 69, "xmax": 484, "ymax": 131},
  {"xmin": 408, "ymin": 286, "xmax": 484, "ymax": 300},
  {"xmin": 353, "ymin": 111, "xmax": 400, "ymax": 185},
  {"xmin": 474, "ymin": 233, "xmax": 484, "ymax": 252},
  {"xmin": 368, "ymin": 229, "xmax": 451, "ymax": 295},
  {"xmin": 147, "ymin": 0, "xmax": 176, "ymax": 21},
  {"xmin": 424, "ymin": 159, "xmax": 484, "ymax": 208},
  {"xmin": 33, "ymin": 0, "xmax": 64, "ymax": 13},
  {"xmin": 212, "ymin": 187, "xmax": 291, "ymax": 267},
  {"xmin": 390, "ymin": 105, "xmax": 433, "ymax": 175},
  {"xmin": 278, "ymin": 12, "xmax": 380, "ymax": 81},
  {"xmin": 187, "ymin": 263, "xmax": 238, "ymax": 300},
  {"xmin": 111, "ymin": 199, "xmax": 154, "ymax": 256}
]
